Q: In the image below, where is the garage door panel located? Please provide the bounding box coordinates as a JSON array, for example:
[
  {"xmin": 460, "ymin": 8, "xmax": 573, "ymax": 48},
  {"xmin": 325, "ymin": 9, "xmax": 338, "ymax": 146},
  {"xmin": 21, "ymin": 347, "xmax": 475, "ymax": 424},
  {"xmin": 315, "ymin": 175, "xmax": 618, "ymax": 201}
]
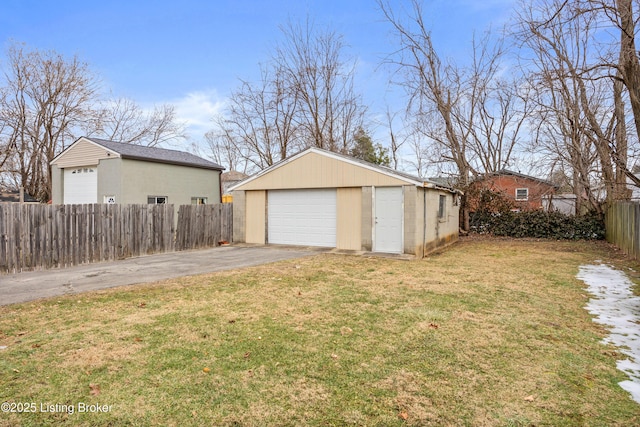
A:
[{"xmin": 268, "ymin": 189, "xmax": 336, "ymax": 247}]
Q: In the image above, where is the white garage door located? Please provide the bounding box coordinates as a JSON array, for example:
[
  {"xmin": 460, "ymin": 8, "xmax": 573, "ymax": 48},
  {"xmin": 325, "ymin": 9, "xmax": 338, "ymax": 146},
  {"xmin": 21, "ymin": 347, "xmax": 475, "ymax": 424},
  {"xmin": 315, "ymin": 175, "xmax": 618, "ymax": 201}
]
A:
[
  {"xmin": 268, "ymin": 189, "xmax": 337, "ymax": 247},
  {"xmin": 64, "ymin": 166, "xmax": 98, "ymax": 204}
]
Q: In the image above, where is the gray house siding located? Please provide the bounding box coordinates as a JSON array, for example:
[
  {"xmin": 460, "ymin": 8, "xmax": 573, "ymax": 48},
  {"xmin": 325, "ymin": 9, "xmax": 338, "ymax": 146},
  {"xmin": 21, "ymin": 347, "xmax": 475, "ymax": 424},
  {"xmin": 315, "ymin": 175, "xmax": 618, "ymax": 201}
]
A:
[
  {"xmin": 52, "ymin": 158, "xmax": 221, "ymax": 206},
  {"xmin": 51, "ymin": 165, "xmax": 63, "ymax": 204},
  {"xmin": 97, "ymin": 157, "xmax": 122, "ymax": 203},
  {"xmin": 118, "ymin": 159, "xmax": 220, "ymax": 206}
]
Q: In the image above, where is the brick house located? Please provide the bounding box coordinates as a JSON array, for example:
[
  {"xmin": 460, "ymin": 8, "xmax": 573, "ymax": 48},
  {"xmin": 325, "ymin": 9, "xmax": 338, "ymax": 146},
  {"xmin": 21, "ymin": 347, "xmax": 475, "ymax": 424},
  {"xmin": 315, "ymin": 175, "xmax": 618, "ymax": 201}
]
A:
[{"xmin": 468, "ymin": 169, "xmax": 558, "ymax": 212}]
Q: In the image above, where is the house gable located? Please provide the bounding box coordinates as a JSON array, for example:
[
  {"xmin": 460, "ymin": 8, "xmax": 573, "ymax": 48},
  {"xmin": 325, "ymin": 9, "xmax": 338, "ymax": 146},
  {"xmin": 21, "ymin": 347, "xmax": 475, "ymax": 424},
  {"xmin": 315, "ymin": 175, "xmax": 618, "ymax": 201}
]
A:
[
  {"xmin": 470, "ymin": 171, "xmax": 557, "ymax": 211},
  {"xmin": 51, "ymin": 137, "xmax": 120, "ymax": 168},
  {"xmin": 233, "ymin": 149, "xmax": 416, "ymax": 191}
]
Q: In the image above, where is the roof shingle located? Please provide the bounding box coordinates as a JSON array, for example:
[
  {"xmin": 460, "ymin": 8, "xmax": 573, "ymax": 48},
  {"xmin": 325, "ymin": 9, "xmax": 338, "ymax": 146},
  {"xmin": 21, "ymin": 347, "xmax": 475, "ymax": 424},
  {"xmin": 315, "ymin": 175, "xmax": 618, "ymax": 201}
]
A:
[{"xmin": 86, "ymin": 137, "xmax": 224, "ymax": 171}]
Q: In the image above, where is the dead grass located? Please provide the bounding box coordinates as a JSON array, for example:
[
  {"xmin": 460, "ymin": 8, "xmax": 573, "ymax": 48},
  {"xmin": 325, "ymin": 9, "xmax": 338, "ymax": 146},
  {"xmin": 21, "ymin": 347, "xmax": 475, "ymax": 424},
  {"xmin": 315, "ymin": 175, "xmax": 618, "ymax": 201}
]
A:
[{"xmin": 1, "ymin": 237, "xmax": 639, "ymax": 426}]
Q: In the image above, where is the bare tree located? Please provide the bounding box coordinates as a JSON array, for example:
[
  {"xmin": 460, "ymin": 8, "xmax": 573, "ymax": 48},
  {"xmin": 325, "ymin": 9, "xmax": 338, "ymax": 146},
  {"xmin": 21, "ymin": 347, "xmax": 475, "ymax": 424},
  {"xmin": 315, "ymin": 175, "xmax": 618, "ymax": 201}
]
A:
[
  {"xmin": 380, "ymin": 0, "xmax": 529, "ymax": 229},
  {"xmin": 380, "ymin": 0, "xmax": 473, "ymax": 185},
  {"xmin": 516, "ymin": 0, "xmax": 640, "ymax": 210},
  {"xmin": 0, "ymin": 42, "xmax": 98, "ymax": 201},
  {"xmin": 273, "ymin": 18, "xmax": 366, "ymax": 153},
  {"xmin": 211, "ymin": 18, "xmax": 367, "ymax": 169},
  {"xmin": 204, "ymin": 119, "xmax": 249, "ymax": 173},
  {"xmin": 217, "ymin": 63, "xmax": 300, "ymax": 170},
  {"xmin": 385, "ymin": 108, "xmax": 408, "ymax": 170},
  {"xmin": 92, "ymin": 97, "xmax": 185, "ymax": 147}
]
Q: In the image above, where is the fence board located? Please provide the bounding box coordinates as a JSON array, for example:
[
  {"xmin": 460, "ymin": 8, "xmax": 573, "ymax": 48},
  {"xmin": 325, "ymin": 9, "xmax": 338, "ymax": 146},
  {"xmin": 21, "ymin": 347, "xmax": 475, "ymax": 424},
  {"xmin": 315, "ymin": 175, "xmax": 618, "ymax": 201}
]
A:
[
  {"xmin": 0, "ymin": 202, "xmax": 231, "ymax": 274},
  {"xmin": 175, "ymin": 204, "xmax": 232, "ymax": 251},
  {"xmin": 606, "ymin": 202, "xmax": 640, "ymax": 260}
]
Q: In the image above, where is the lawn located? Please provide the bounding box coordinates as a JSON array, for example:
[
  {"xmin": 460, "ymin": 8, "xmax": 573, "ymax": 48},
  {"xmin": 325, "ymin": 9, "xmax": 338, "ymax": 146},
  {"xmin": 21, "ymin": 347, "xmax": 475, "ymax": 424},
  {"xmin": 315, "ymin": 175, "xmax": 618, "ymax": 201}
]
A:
[{"xmin": 1, "ymin": 237, "xmax": 639, "ymax": 426}]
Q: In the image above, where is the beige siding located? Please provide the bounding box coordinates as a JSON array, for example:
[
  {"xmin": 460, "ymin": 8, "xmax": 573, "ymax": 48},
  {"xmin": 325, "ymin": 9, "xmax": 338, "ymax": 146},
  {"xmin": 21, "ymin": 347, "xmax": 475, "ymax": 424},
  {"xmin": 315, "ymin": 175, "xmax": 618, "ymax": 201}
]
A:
[
  {"xmin": 237, "ymin": 152, "xmax": 408, "ymax": 190},
  {"xmin": 245, "ymin": 190, "xmax": 266, "ymax": 244},
  {"xmin": 336, "ymin": 188, "xmax": 362, "ymax": 250},
  {"xmin": 53, "ymin": 138, "xmax": 118, "ymax": 168}
]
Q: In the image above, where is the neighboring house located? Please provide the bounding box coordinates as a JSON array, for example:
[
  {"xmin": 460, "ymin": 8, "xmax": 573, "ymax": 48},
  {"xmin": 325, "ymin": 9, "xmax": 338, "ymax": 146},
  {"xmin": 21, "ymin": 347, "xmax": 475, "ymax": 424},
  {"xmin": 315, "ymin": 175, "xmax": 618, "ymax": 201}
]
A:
[
  {"xmin": 0, "ymin": 190, "xmax": 38, "ymax": 203},
  {"xmin": 50, "ymin": 137, "xmax": 224, "ymax": 208},
  {"xmin": 230, "ymin": 147, "xmax": 461, "ymax": 258},
  {"xmin": 542, "ymin": 193, "xmax": 577, "ymax": 215},
  {"xmin": 469, "ymin": 169, "xmax": 558, "ymax": 211},
  {"xmin": 221, "ymin": 171, "xmax": 249, "ymax": 203}
]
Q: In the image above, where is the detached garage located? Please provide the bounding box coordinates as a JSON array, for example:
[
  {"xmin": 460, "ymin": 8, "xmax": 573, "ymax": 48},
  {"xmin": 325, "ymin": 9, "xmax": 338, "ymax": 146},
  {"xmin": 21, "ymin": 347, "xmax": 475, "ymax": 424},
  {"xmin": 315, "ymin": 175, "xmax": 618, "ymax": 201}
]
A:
[{"xmin": 231, "ymin": 147, "xmax": 460, "ymax": 258}]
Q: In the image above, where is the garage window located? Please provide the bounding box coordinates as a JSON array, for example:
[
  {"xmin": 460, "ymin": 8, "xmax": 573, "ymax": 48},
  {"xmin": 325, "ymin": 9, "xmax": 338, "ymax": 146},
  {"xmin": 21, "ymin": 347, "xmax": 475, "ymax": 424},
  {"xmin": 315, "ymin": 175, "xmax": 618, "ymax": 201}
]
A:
[
  {"xmin": 148, "ymin": 196, "xmax": 168, "ymax": 204},
  {"xmin": 438, "ymin": 195, "xmax": 446, "ymax": 218},
  {"xmin": 191, "ymin": 197, "xmax": 207, "ymax": 205}
]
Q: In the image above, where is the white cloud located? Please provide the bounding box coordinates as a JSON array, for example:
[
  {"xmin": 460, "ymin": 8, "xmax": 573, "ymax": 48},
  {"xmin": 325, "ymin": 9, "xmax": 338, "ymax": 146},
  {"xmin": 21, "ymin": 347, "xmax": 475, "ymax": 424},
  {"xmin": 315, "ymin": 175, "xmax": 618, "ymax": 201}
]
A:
[{"xmin": 170, "ymin": 90, "xmax": 227, "ymax": 143}]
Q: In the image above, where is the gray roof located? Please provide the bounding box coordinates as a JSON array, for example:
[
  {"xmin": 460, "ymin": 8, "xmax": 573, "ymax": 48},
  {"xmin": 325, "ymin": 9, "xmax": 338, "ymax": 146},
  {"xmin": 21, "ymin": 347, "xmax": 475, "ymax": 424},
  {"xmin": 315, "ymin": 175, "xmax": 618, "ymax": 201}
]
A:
[
  {"xmin": 331, "ymin": 150, "xmax": 460, "ymax": 191},
  {"xmin": 428, "ymin": 176, "xmax": 460, "ymax": 188},
  {"xmin": 230, "ymin": 146, "xmax": 460, "ymax": 194},
  {"xmin": 86, "ymin": 137, "xmax": 224, "ymax": 171},
  {"xmin": 485, "ymin": 169, "xmax": 557, "ymax": 188}
]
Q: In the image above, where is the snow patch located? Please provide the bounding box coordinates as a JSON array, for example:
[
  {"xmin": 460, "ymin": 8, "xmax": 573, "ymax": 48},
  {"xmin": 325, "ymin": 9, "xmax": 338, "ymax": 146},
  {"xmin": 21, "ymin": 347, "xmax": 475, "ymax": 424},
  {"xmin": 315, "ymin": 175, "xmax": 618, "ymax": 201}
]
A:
[{"xmin": 578, "ymin": 264, "xmax": 640, "ymax": 404}]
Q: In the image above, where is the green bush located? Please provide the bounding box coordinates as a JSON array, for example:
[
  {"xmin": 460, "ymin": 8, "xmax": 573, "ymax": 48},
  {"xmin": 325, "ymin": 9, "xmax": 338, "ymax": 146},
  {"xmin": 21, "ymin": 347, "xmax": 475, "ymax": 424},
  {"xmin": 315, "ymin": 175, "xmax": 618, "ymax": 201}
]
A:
[{"xmin": 470, "ymin": 210, "xmax": 605, "ymax": 240}]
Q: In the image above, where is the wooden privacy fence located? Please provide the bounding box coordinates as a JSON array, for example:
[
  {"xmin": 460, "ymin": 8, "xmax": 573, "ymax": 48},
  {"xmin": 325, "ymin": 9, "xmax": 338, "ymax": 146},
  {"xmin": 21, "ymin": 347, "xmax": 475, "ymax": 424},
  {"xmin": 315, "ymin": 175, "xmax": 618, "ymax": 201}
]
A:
[
  {"xmin": 175, "ymin": 204, "xmax": 233, "ymax": 250},
  {"xmin": 606, "ymin": 201, "xmax": 640, "ymax": 260},
  {"xmin": 0, "ymin": 203, "xmax": 233, "ymax": 274}
]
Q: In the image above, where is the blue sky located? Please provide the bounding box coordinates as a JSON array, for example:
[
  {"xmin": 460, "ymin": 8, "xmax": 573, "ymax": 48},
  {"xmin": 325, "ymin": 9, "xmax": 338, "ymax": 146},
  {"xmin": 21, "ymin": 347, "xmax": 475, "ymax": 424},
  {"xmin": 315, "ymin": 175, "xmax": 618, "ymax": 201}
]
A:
[{"xmin": 1, "ymin": 0, "xmax": 517, "ymax": 150}]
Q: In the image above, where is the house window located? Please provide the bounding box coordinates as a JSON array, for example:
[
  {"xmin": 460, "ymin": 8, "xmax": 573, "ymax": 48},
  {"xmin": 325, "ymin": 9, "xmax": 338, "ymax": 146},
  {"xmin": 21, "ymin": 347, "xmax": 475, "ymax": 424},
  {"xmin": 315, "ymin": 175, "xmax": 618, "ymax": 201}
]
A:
[
  {"xmin": 438, "ymin": 195, "xmax": 446, "ymax": 218},
  {"xmin": 515, "ymin": 188, "xmax": 529, "ymax": 201},
  {"xmin": 148, "ymin": 196, "xmax": 168, "ymax": 204},
  {"xmin": 191, "ymin": 197, "xmax": 207, "ymax": 205}
]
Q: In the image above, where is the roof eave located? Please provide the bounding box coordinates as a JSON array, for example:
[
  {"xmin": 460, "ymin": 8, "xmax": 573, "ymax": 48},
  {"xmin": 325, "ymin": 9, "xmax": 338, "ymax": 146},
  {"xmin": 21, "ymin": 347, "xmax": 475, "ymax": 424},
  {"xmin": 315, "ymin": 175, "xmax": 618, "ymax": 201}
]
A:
[
  {"xmin": 230, "ymin": 147, "xmax": 466, "ymax": 192},
  {"xmin": 119, "ymin": 154, "xmax": 224, "ymax": 171}
]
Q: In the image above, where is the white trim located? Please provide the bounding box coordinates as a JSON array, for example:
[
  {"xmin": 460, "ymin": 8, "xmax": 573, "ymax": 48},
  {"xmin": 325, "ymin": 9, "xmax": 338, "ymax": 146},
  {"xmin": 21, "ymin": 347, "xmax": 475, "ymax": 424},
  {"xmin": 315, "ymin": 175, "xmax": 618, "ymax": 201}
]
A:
[
  {"xmin": 371, "ymin": 186, "xmax": 376, "ymax": 249},
  {"xmin": 515, "ymin": 188, "xmax": 529, "ymax": 201},
  {"xmin": 50, "ymin": 137, "xmax": 120, "ymax": 165}
]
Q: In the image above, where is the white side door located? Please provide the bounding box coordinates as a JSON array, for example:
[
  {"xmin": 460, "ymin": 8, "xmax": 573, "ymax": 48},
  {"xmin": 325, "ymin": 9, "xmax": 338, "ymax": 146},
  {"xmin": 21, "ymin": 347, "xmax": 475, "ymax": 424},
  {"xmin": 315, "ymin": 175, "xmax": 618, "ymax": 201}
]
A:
[{"xmin": 374, "ymin": 186, "xmax": 403, "ymax": 253}]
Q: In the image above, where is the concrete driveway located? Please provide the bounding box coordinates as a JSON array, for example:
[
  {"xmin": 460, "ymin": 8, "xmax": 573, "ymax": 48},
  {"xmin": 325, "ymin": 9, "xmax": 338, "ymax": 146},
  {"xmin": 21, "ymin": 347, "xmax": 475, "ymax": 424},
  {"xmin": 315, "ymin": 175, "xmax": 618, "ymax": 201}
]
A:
[{"xmin": 0, "ymin": 246, "xmax": 319, "ymax": 306}]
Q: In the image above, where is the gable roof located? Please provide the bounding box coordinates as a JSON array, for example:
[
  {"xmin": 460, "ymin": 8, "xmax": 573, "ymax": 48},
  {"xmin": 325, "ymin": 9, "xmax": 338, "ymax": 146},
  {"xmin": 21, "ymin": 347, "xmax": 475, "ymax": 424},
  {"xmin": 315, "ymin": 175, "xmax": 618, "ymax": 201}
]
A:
[
  {"xmin": 229, "ymin": 147, "xmax": 460, "ymax": 193},
  {"xmin": 52, "ymin": 137, "xmax": 224, "ymax": 171},
  {"xmin": 479, "ymin": 169, "xmax": 558, "ymax": 188},
  {"xmin": 221, "ymin": 170, "xmax": 249, "ymax": 182}
]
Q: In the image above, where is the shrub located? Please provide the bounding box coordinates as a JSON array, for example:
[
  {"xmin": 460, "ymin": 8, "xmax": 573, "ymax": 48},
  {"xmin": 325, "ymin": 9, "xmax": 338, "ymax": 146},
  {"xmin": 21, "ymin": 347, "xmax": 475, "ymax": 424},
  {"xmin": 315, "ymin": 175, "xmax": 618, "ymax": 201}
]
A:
[{"xmin": 470, "ymin": 210, "xmax": 605, "ymax": 240}]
